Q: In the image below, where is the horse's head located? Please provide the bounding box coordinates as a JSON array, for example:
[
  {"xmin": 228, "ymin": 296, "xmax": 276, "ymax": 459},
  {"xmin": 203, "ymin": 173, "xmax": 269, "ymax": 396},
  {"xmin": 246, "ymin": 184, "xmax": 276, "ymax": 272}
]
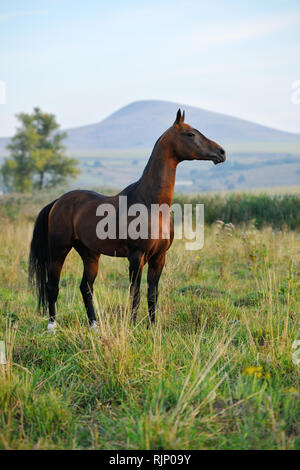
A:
[{"xmin": 170, "ymin": 109, "xmax": 226, "ymax": 165}]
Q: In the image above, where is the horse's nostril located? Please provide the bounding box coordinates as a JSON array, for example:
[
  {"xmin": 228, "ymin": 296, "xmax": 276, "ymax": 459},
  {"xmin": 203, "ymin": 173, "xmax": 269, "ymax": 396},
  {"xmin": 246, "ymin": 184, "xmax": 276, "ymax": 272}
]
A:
[{"xmin": 219, "ymin": 148, "xmax": 225, "ymax": 156}]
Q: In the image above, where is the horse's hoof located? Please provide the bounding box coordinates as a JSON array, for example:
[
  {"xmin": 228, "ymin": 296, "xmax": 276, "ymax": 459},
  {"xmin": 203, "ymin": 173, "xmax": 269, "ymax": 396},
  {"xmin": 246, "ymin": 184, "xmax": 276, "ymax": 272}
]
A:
[
  {"xmin": 48, "ymin": 321, "xmax": 57, "ymax": 333},
  {"xmin": 90, "ymin": 320, "xmax": 99, "ymax": 332}
]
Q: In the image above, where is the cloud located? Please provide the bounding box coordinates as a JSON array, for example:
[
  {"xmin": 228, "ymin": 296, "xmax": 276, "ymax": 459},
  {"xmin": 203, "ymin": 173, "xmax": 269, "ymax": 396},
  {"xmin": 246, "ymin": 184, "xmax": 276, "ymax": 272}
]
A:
[{"xmin": 192, "ymin": 11, "xmax": 300, "ymax": 48}]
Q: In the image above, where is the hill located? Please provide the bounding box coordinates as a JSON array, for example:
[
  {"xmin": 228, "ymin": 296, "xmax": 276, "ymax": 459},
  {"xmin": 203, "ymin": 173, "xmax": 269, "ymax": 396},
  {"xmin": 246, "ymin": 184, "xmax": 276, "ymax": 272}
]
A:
[
  {"xmin": 1, "ymin": 100, "xmax": 300, "ymax": 154},
  {"xmin": 56, "ymin": 100, "xmax": 300, "ymax": 153},
  {"xmin": 1, "ymin": 100, "xmax": 300, "ymax": 192}
]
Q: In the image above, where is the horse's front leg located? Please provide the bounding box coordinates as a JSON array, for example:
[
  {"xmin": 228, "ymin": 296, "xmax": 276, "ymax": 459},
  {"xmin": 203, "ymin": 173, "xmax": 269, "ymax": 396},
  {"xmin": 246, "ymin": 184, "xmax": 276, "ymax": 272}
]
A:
[
  {"xmin": 128, "ymin": 251, "xmax": 144, "ymax": 324},
  {"xmin": 147, "ymin": 253, "xmax": 166, "ymax": 326}
]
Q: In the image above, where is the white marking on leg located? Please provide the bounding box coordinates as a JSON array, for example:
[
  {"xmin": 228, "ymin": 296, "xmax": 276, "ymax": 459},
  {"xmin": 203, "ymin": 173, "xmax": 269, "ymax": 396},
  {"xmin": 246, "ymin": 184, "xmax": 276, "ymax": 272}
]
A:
[
  {"xmin": 90, "ymin": 320, "xmax": 98, "ymax": 332},
  {"xmin": 48, "ymin": 321, "xmax": 57, "ymax": 333}
]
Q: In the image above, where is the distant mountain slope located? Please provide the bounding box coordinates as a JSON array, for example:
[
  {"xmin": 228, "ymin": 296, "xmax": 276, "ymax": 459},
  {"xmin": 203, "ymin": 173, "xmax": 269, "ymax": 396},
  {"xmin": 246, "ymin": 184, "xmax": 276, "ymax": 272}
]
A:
[
  {"xmin": 1, "ymin": 100, "xmax": 300, "ymax": 154},
  {"xmin": 64, "ymin": 100, "xmax": 300, "ymax": 150}
]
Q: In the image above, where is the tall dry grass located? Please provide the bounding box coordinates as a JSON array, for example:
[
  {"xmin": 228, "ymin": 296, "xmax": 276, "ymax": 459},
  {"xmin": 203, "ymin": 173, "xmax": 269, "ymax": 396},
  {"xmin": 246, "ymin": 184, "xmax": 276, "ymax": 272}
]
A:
[{"xmin": 0, "ymin": 213, "xmax": 299, "ymax": 449}]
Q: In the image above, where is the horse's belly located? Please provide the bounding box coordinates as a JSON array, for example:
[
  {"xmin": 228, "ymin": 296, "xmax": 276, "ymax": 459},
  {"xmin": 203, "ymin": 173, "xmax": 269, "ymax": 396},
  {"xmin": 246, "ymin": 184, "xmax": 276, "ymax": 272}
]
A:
[
  {"xmin": 80, "ymin": 236, "xmax": 129, "ymax": 257},
  {"xmin": 97, "ymin": 241, "xmax": 129, "ymax": 258}
]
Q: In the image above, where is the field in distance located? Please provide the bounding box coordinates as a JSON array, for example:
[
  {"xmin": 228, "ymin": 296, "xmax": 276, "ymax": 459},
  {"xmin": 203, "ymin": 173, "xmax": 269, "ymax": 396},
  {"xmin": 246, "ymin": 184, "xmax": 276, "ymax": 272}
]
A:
[{"xmin": 72, "ymin": 150, "xmax": 300, "ymax": 192}]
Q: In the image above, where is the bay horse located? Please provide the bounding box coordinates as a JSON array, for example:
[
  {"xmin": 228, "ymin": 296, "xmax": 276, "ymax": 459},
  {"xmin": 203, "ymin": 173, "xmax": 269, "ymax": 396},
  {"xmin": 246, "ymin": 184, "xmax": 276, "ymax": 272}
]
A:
[{"xmin": 29, "ymin": 110, "xmax": 225, "ymax": 331}]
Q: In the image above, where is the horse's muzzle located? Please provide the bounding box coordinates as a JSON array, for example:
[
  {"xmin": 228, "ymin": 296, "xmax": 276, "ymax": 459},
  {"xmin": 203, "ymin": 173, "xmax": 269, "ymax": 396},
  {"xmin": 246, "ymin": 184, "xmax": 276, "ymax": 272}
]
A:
[{"xmin": 209, "ymin": 147, "xmax": 226, "ymax": 165}]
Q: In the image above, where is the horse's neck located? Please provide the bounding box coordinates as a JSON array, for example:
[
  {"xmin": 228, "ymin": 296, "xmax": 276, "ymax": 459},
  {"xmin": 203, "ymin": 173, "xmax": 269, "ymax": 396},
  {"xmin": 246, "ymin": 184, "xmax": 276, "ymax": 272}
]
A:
[{"xmin": 139, "ymin": 141, "xmax": 177, "ymax": 205}]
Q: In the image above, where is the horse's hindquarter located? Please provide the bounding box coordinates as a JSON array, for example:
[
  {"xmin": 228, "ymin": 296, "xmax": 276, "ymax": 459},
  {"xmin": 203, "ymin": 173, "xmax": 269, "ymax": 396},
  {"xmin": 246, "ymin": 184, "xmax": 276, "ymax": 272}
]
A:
[{"xmin": 73, "ymin": 192, "xmax": 130, "ymax": 257}]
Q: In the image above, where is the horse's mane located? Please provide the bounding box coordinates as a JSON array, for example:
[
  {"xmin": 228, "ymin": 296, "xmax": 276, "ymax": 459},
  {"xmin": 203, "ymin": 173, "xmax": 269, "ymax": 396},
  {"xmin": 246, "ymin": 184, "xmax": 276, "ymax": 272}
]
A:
[{"xmin": 118, "ymin": 131, "xmax": 167, "ymax": 197}]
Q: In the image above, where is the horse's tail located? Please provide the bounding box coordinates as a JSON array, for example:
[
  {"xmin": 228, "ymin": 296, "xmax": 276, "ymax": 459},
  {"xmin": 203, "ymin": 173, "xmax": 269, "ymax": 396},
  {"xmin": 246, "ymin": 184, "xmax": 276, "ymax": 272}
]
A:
[{"xmin": 29, "ymin": 200, "xmax": 57, "ymax": 312}]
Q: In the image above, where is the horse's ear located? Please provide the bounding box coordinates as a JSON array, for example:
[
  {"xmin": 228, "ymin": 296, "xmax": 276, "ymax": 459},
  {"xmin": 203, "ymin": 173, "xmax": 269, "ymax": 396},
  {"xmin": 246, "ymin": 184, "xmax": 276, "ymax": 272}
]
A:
[
  {"xmin": 174, "ymin": 109, "xmax": 182, "ymax": 125},
  {"xmin": 182, "ymin": 110, "xmax": 185, "ymax": 122}
]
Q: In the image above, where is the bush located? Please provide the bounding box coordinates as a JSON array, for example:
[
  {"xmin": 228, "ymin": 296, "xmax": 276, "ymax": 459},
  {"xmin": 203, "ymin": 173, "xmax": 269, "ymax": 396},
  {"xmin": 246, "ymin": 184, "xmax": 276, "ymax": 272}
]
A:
[{"xmin": 173, "ymin": 193, "xmax": 300, "ymax": 230}]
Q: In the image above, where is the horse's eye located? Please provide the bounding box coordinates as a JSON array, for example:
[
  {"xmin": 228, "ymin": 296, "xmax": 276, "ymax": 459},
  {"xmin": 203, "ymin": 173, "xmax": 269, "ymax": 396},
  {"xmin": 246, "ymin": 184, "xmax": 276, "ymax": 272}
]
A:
[{"xmin": 186, "ymin": 132, "xmax": 195, "ymax": 137}]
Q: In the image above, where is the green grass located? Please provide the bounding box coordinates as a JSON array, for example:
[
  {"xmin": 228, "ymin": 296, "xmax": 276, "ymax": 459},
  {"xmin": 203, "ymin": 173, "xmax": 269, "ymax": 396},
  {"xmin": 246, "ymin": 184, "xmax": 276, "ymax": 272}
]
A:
[
  {"xmin": 0, "ymin": 209, "xmax": 299, "ymax": 449},
  {"xmin": 2, "ymin": 188, "xmax": 300, "ymax": 230}
]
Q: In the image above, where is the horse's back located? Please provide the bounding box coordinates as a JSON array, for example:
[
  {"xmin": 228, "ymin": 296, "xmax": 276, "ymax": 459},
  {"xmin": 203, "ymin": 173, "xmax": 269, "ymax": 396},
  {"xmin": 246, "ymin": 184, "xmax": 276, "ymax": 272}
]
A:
[{"xmin": 56, "ymin": 189, "xmax": 109, "ymax": 203}]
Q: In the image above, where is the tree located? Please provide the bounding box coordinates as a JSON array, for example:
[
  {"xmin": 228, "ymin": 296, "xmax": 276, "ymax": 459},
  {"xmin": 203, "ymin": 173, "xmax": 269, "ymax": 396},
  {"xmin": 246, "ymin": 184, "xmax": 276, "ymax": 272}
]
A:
[{"xmin": 1, "ymin": 107, "xmax": 80, "ymax": 192}]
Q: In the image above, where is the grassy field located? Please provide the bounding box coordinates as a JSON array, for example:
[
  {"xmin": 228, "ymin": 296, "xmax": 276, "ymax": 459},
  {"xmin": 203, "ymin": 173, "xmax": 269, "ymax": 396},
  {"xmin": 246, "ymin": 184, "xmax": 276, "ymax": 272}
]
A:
[
  {"xmin": 0, "ymin": 195, "xmax": 299, "ymax": 450},
  {"xmin": 197, "ymin": 186, "xmax": 300, "ymax": 196}
]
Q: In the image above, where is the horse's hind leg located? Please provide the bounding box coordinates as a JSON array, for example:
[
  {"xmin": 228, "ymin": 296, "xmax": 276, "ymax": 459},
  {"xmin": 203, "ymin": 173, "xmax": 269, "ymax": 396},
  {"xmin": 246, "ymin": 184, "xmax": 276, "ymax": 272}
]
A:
[
  {"xmin": 74, "ymin": 242, "xmax": 100, "ymax": 328},
  {"xmin": 128, "ymin": 251, "xmax": 145, "ymax": 324},
  {"xmin": 80, "ymin": 256, "xmax": 100, "ymax": 328},
  {"xmin": 47, "ymin": 246, "xmax": 71, "ymax": 330}
]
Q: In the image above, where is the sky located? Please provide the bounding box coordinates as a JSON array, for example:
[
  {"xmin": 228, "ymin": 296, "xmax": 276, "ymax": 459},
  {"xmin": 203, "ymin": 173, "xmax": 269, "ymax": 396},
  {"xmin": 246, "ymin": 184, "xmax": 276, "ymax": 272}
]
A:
[{"xmin": 0, "ymin": 0, "xmax": 300, "ymax": 137}]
